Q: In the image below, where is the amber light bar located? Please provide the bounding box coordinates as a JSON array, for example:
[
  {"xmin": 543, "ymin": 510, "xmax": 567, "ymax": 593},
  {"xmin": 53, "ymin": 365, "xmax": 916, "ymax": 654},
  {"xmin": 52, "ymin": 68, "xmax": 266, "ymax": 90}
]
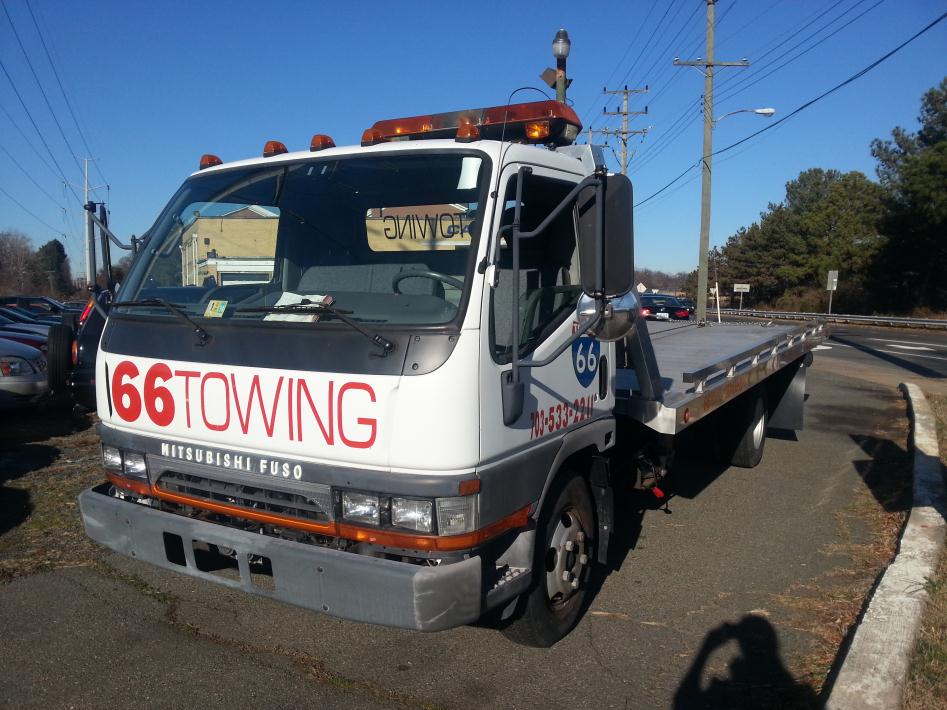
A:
[
  {"xmin": 367, "ymin": 99, "xmax": 582, "ymax": 146},
  {"xmin": 106, "ymin": 473, "xmax": 529, "ymax": 553}
]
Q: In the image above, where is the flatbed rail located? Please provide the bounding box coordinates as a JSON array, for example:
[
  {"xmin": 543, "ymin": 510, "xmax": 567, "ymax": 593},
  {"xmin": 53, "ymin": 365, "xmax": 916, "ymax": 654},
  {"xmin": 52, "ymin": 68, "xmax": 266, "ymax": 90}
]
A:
[{"xmin": 615, "ymin": 319, "xmax": 826, "ymax": 434}]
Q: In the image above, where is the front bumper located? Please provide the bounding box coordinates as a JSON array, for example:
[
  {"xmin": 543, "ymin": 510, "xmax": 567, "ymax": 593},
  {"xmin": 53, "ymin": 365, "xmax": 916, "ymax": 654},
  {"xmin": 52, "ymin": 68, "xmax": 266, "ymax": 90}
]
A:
[
  {"xmin": 79, "ymin": 485, "xmax": 522, "ymax": 631},
  {"xmin": 0, "ymin": 374, "xmax": 48, "ymax": 406}
]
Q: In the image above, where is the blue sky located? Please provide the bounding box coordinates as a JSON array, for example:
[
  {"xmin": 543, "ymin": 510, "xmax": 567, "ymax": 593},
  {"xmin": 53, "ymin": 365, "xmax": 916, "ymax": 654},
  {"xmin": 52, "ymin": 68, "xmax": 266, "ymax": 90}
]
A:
[{"xmin": 1, "ymin": 0, "xmax": 945, "ymax": 277}]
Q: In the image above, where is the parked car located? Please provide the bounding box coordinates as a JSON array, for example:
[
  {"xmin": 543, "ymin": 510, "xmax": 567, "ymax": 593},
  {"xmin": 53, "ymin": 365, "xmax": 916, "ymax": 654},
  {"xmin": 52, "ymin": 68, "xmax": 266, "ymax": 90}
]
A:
[
  {"xmin": 0, "ymin": 295, "xmax": 81, "ymax": 317},
  {"xmin": 0, "ymin": 329, "xmax": 47, "ymax": 356},
  {"xmin": 0, "ymin": 306, "xmax": 58, "ymax": 327},
  {"xmin": 0, "ymin": 337, "xmax": 48, "ymax": 408},
  {"xmin": 678, "ymin": 297, "xmax": 696, "ymax": 316},
  {"xmin": 0, "ymin": 312, "xmax": 48, "ymax": 336},
  {"xmin": 45, "ymin": 293, "xmax": 106, "ymax": 409},
  {"xmin": 640, "ymin": 294, "xmax": 691, "ymax": 321}
]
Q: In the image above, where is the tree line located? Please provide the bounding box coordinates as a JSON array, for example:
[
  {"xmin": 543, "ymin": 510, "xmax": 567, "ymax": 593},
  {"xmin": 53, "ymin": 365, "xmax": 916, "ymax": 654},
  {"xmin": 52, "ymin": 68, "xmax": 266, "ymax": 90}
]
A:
[
  {"xmin": 0, "ymin": 231, "xmax": 75, "ymax": 297},
  {"xmin": 689, "ymin": 78, "xmax": 947, "ymax": 316}
]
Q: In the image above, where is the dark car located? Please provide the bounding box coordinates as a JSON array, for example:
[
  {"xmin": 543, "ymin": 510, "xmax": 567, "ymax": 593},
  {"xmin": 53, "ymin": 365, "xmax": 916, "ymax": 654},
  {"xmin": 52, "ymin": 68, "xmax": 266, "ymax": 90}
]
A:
[
  {"xmin": 0, "ymin": 305, "xmax": 58, "ymax": 326},
  {"xmin": 0, "ymin": 312, "xmax": 49, "ymax": 336},
  {"xmin": 0, "ymin": 328, "xmax": 48, "ymax": 356},
  {"xmin": 639, "ymin": 294, "xmax": 691, "ymax": 321},
  {"xmin": 0, "ymin": 295, "xmax": 81, "ymax": 317},
  {"xmin": 677, "ymin": 297, "xmax": 696, "ymax": 316}
]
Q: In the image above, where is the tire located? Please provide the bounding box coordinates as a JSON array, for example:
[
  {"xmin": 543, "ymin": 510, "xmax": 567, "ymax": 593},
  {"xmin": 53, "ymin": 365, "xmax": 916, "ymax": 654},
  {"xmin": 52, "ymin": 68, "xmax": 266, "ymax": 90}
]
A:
[
  {"xmin": 46, "ymin": 323, "xmax": 73, "ymax": 391},
  {"xmin": 728, "ymin": 390, "xmax": 767, "ymax": 468},
  {"xmin": 502, "ymin": 472, "xmax": 595, "ymax": 647}
]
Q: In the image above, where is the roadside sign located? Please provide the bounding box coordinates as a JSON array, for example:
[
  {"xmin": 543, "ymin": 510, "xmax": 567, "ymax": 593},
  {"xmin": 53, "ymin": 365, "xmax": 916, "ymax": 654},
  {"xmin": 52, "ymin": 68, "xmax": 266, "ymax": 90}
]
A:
[
  {"xmin": 733, "ymin": 283, "xmax": 750, "ymax": 293},
  {"xmin": 636, "ymin": 282, "xmax": 647, "ymax": 294},
  {"xmin": 826, "ymin": 270, "xmax": 839, "ymax": 291}
]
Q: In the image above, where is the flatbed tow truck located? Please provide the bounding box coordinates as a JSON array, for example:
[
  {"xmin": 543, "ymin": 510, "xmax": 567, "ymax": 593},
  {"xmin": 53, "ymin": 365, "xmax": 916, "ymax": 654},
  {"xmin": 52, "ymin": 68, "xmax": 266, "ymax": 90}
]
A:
[{"xmin": 79, "ymin": 99, "xmax": 824, "ymax": 646}]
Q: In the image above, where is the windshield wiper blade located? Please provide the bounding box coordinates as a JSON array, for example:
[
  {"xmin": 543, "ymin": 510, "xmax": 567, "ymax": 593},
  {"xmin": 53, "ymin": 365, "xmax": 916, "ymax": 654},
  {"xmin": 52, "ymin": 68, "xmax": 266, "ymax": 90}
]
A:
[
  {"xmin": 113, "ymin": 298, "xmax": 211, "ymax": 346},
  {"xmin": 236, "ymin": 300, "xmax": 395, "ymax": 356}
]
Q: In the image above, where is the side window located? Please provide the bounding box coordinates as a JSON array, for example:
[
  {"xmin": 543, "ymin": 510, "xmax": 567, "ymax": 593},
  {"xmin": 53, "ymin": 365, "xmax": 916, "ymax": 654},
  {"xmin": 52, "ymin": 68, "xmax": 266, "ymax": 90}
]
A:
[{"xmin": 490, "ymin": 173, "xmax": 582, "ymax": 363}]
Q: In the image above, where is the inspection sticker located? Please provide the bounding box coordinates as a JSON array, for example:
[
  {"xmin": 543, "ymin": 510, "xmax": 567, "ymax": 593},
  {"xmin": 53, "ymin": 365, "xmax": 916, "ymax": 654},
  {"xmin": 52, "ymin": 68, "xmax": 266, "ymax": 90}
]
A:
[{"xmin": 203, "ymin": 300, "xmax": 228, "ymax": 318}]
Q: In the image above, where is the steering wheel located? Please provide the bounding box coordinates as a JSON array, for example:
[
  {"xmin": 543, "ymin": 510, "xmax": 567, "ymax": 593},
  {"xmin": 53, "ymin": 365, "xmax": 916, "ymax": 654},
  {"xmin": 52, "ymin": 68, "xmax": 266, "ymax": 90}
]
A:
[{"xmin": 392, "ymin": 270, "xmax": 464, "ymax": 295}]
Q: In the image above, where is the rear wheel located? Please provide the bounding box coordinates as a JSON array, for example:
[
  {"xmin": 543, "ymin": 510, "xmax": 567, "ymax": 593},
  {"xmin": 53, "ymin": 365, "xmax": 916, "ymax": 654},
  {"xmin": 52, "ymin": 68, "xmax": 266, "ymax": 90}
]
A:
[
  {"xmin": 46, "ymin": 324, "xmax": 73, "ymax": 391},
  {"xmin": 728, "ymin": 390, "xmax": 767, "ymax": 468},
  {"xmin": 502, "ymin": 472, "xmax": 595, "ymax": 647}
]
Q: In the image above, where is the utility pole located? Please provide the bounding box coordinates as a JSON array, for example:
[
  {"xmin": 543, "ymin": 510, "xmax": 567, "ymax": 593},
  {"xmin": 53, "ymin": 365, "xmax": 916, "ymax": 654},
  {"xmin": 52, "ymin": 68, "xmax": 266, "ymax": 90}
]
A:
[
  {"xmin": 81, "ymin": 157, "xmax": 107, "ymax": 289},
  {"xmin": 674, "ymin": 0, "xmax": 748, "ymax": 322},
  {"xmin": 595, "ymin": 85, "xmax": 649, "ymax": 175}
]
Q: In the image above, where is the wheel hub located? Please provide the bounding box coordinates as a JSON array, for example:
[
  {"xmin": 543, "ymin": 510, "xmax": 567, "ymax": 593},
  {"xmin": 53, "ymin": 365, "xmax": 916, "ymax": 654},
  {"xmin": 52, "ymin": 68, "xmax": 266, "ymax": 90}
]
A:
[{"xmin": 545, "ymin": 510, "xmax": 590, "ymax": 603}]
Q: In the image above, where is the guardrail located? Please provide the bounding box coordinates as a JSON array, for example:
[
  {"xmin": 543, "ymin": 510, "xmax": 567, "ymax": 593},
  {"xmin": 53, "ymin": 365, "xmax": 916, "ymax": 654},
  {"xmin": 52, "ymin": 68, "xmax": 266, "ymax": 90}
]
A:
[{"xmin": 720, "ymin": 309, "xmax": 947, "ymax": 330}]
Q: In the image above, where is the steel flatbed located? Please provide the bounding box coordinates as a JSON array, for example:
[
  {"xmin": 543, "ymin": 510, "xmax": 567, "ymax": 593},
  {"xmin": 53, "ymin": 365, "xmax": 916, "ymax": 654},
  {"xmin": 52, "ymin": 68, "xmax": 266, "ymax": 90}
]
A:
[{"xmin": 615, "ymin": 319, "xmax": 826, "ymax": 434}]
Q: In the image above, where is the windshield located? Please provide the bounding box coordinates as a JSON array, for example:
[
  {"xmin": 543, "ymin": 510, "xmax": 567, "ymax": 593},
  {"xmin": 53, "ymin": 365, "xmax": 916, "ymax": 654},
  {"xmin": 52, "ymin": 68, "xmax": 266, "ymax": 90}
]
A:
[{"xmin": 119, "ymin": 152, "xmax": 488, "ymax": 327}]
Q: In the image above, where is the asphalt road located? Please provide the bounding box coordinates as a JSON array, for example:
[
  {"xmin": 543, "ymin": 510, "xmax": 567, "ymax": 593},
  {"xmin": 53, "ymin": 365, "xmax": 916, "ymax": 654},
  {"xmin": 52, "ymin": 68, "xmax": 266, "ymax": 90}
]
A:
[
  {"xmin": 0, "ymin": 349, "xmax": 913, "ymax": 709},
  {"xmin": 817, "ymin": 324, "xmax": 947, "ymax": 394}
]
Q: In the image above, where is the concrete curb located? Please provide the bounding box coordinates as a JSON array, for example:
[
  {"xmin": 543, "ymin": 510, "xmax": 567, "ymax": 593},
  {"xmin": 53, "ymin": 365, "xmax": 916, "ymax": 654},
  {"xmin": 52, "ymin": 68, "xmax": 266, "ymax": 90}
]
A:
[{"xmin": 826, "ymin": 382, "xmax": 946, "ymax": 709}]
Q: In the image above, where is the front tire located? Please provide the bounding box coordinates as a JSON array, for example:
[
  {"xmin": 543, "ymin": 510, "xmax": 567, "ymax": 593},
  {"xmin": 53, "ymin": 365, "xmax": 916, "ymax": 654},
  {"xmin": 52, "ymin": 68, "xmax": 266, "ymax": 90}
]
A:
[{"xmin": 502, "ymin": 472, "xmax": 595, "ymax": 647}]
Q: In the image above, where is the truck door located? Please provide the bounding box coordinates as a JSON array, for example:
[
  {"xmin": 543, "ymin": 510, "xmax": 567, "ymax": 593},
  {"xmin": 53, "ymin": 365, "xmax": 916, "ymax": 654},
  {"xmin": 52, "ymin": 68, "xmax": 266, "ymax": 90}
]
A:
[{"xmin": 479, "ymin": 164, "xmax": 615, "ymax": 467}]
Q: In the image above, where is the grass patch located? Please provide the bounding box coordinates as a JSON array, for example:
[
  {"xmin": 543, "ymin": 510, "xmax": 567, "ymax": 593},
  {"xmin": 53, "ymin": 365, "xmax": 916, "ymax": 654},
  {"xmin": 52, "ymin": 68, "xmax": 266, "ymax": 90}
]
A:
[
  {"xmin": 771, "ymin": 411, "xmax": 913, "ymax": 696},
  {"xmin": 0, "ymin": 405, "xmax": 104, "ymax": 581},
  {"xmin": 902, "ymin": 393, "xmax": 947, "ymax": 710}
]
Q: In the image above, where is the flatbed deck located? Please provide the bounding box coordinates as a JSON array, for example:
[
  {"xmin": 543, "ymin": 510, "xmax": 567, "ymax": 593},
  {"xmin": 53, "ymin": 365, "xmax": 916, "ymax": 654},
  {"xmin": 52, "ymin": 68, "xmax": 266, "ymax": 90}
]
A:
[{"xmin": 615, "ymin": 319, "xmax": 825, "ymax": 434}]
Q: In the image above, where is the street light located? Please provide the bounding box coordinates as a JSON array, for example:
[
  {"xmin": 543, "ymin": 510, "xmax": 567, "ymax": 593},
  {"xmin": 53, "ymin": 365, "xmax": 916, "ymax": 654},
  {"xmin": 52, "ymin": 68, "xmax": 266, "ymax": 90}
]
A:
[
  {"xmin": 694, "ymin": 105, "xmax": 775, "ymax": 322},
  {"xmin": 552, "ymin": 29, "xmax": 571, "ymax": 104},
  {"xmin": 713, "ymin": 107, "xmax": 776, "ymax": 125}
]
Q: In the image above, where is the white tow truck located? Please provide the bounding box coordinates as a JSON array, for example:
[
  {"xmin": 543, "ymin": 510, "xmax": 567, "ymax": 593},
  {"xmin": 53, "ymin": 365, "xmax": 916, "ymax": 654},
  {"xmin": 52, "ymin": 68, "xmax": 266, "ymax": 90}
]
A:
[{"xmin": 79, "ymin": 99, "xmax": 824, "ymax": 646}]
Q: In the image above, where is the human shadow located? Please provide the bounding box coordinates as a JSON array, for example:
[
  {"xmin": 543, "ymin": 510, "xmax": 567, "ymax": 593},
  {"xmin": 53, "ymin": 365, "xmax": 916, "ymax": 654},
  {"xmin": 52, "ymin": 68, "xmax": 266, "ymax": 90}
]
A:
[{"xmin": 673, "ymin": 615, "xmax": 819, "ymax": 710}]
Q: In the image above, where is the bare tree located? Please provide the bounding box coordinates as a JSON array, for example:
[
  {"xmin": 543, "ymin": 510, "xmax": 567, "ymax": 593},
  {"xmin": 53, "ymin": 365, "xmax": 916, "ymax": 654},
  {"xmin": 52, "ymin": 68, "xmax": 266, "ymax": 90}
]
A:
[{"xmin": 0, "ymin": 230, "xmax": 37, "ymax": 293}]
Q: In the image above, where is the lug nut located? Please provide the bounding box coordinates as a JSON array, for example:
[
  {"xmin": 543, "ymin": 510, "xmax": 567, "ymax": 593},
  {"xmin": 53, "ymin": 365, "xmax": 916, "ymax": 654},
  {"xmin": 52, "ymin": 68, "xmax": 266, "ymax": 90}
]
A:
[
  {"xmin": 576, "ymin": 531, "xmax": 585, "ymax": 542},
  {"xmin": 564, "ymin": 541, "xmax": 574, "ymax": 552},
  {"xmin": 579, "ymin": 554, "xmax": 588, "ymax": 565},
  {"xmin": 562, "ymin": 571, "xmax": 574, "ymax": 582},
  {"xmin": 571, "ymin": 578, "xmax": 580, "ymax": 589}
]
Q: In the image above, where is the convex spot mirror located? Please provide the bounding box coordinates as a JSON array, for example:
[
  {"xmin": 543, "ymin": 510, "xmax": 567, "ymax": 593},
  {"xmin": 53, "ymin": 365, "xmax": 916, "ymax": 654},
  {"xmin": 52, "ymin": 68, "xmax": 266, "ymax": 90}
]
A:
[
  {"xmin": 577, "ymin": 173, "xmax": 634, "ymax": 299},
  {"xmin": 577, "ymin": 292, "xmax": 637, "ymax": 342}
]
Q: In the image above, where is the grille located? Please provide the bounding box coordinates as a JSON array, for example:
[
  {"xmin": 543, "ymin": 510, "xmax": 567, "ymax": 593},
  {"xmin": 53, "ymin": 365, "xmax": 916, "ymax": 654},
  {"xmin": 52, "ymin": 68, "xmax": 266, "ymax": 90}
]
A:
[{"xmin": 157, "ymin": 471, "xmax": 333, "ymax": 523}]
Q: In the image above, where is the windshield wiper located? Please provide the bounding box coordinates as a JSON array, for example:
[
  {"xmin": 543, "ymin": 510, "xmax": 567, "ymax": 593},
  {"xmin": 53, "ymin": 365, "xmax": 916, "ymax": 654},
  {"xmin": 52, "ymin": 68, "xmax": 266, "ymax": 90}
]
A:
[
  {"xmin": 113, "ymin": 298, "xmax": 211, "ymax": 347},
  {"xmin": 236, "ymin": 300, "xmax": 395, "ymax": 356}
]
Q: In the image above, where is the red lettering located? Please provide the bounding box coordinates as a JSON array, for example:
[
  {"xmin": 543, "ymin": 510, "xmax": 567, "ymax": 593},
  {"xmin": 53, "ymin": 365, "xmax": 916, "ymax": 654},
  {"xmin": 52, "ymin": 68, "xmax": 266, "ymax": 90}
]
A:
[
  {"xmin": 175, "ymin": 370, "xmax": 200, "ymax": 428},
  {"xmin": 144, "ymin": 363, "xmax": 175, "ymax": 426},
  {"xmin": 337, "ymin": 382, "xmax": 376, "ymax": 449},
  {"xmin": 296, "ymin": 379, "xmax": 333, "ymax": 445},
  {"xmin": 111, "ymin": 360, "xmax": 141, "ymax": 422},
  {"xmin": 287, "ymin": 377, "xmax": 294, "ymax": 441},
  {"xmin": 231, "ymin": 374, "xmax": 283, "ymax": 437},
  {"xmin": 200, "ymin": 372, "xmax": 230, "ymax": 431}
]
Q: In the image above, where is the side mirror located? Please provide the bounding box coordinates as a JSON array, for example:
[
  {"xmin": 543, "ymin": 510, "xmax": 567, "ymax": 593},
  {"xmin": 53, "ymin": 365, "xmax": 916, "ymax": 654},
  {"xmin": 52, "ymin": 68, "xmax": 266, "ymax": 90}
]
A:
[
  {"xmin": 577, "ymin": 291, "xmax": 637, "ymax": 342},
  {"xmin": 577, "ymin": 173, "xmax": 634, "ymax": 298}
]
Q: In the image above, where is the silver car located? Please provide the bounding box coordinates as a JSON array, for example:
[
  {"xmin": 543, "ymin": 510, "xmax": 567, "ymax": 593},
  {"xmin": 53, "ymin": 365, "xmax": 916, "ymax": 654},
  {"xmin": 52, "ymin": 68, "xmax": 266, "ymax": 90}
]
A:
[{"xmin": 0, "ymin": 337, "xmax": 49, "ymax": 408}]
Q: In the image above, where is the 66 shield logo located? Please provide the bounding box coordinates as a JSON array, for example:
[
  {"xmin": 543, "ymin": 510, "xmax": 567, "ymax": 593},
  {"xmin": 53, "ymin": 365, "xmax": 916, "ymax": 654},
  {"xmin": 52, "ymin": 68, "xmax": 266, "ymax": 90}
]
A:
[{"xmin": 571, "ymin": 337, "xmax": 600, "ymax": 387}]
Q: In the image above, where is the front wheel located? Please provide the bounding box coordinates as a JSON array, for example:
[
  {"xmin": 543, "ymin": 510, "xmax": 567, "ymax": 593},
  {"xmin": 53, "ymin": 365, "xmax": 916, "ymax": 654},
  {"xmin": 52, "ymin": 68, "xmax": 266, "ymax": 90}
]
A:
[{"xmin": 502, "ymin": 472, "xmax": 595, "ymax": 647}]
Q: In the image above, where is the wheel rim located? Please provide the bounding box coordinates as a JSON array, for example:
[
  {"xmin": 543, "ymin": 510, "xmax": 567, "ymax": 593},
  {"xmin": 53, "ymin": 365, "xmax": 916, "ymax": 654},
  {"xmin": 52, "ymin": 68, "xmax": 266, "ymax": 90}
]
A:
[
  {"xmin": 751, "ymin": 409, "xmax": 765, "ymax": 449},
  {"xmin": 544, "ymin": 508, "xmax": 590, "ymax": 607}
]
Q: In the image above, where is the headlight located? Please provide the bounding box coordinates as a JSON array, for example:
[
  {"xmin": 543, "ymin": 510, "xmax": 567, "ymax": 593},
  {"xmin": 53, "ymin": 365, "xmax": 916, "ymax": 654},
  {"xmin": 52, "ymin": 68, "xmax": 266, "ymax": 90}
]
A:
[
  {"xmin": 123, "ymin": 452, "xmax": 148, "ymax": 479},
  {"xmin": 391, "ymin": 498, "xmax": 433, "ymax": 533},
  {"xmin": 436, "ymin": 495, "xmax": 478, "ymax": 536},
  {"xmin": 0, "ymin": 356, "xmax": 31, "ymax": 376},
  {"xmin": 342, "ymin": 491, "xmax": 380, "ymax": 525},
  {"xmin": 102, "ymin": 446, "xmax": 123, "ymax": 473}
]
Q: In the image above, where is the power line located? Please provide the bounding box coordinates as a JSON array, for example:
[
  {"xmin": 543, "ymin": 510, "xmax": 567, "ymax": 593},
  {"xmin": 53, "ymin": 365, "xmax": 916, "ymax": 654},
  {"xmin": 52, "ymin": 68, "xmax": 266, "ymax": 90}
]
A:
[
  {"xmin": 635, "ymin": 9, "xmax": 947, "ymax": 207},
  {"xmin": 0, "ymin": 57, "xmax": 83, "ymax": 207},
  {"xmin": 0, "ymin": 185, "xmax": 68, "ymax": 236},
  {"xmin": 711, "ymin": 9, "xmax": 947, "ymax": 159},
  {"xmin": 617, "ymin": 0, "xmax": 688, "ymax": 90},
  {"xmin": 0, "ymin": 141, "xmax": 68, "ymax": 210},
  {"xmin": 0, "ymin": 102, "xmax": 59, "ymax": 178},
  {"xmin": 1, "ymin": 1, "xmax": 86, "ymax": 182},
  {"xmin": 716, "ymin": 0, "xmax": 886, "ymax": 106},
  {"xmin": 24, "ymin": 0, "xmax": 109, "ymax": 190}
]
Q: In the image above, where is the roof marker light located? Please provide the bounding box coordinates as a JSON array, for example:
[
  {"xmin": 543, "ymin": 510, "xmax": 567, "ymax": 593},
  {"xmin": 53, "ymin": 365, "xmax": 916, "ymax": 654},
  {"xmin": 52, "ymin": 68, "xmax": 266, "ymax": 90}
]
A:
[
  {"xmin": 455, "ymin": 122, "xmax": 480, "ymax": 143},
  {"xmin": 309, "ymin": 134, "xmax": 336, "ymax": 151},
  {"xmin": 361, "ymin": 128, "xmax": 386, "ymax": 147},
  {"xmin": 199, "ymin": 154, "xmax": 222, "ymax": 170},
  {"xmin": 263, "ymin": 140, "xmax": 288, "ymax": 157}
]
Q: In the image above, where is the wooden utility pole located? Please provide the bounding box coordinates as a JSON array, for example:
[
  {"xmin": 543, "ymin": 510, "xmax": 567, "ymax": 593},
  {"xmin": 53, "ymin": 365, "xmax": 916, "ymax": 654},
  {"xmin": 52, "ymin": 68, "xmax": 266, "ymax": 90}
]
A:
[
  {"xmin": 594, "ymin": 85, "xmax": 649, "ymax": 175},
  {"xmin": 674, "ymin": 0, "xmax": 748, "ymax": 322}
]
